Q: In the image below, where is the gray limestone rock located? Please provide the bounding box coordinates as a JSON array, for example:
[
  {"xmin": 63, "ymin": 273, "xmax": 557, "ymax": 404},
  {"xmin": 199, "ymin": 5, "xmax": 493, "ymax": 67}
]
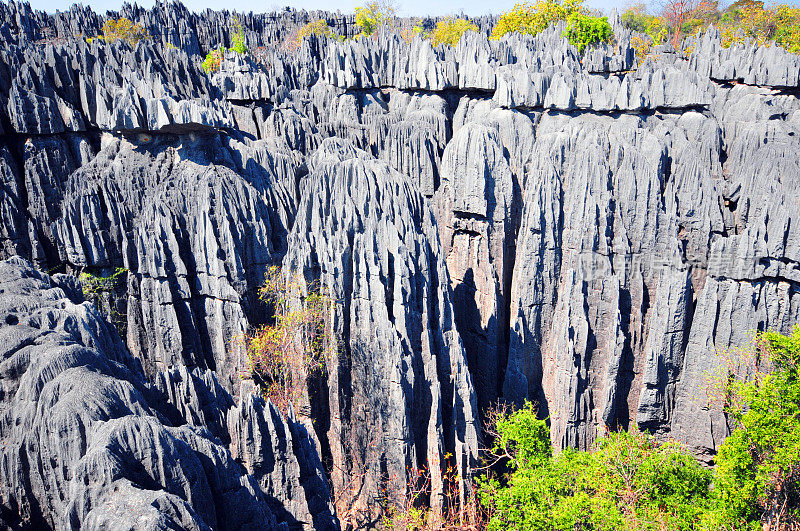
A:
[
  {"xmin": 2, "ymin": 2, "xmax": 800, "ymax": 526},
  {"xmin": 0, "ymin": 256, "xmax": 280, "ymax": 530},
  {"xmin": 434, "ymin": 121, "xmax": 518, "ymax": 413},
  {"xmin": 283, "ymin": 138, "xmax": 479, "ymax": 523}
]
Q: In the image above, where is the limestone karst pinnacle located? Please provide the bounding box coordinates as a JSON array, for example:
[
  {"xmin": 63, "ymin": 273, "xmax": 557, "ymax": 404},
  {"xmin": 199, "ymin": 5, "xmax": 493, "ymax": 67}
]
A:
[{"xmin": 0, "ymin": 1, "xmax": 799, "ymax": 528}]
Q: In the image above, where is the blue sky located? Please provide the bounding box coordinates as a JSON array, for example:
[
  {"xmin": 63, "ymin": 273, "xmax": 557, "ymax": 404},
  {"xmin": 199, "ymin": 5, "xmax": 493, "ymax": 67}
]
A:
[{"xmin": 24, "ymin": 0, "xmax": 630, "ymax": 17}]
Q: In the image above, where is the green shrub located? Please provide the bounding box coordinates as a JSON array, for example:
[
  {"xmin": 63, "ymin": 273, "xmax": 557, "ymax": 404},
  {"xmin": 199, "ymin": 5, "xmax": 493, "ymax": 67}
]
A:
[
  {"xmin": 490, "ymin": 0, "xmax": 586, "ymax": 40},
  {"xmin": 429, "ymin": 17, "xmax": 479, "ymax": 47},
  {"xmin": 479, "ymin": 402, "xmax": 712, "ymax": 530},
  {"xmin": 720, "ymin": 2, "xmax": 800, "ymax": 53},
  {"xmin": 354, "ymin": 2, "xmax": 395, "ymax": 36},
  {"xmin": 562, "ymin": 11, "xmax": 613, "ymax": 53},
  {"xmin": 621, "ymin": 3, "xmax": 668, "ymax": 44},
  {"xmin": 708, "ymin": 327, "xmax": 800, "ymax": 529},
  {"xmin": 202, "ymin": 47, "xmax": 225, "ymax": 74},
  {"xmin": 230, "ymin": 17, "xmax": 248, "ymax": 54},
  {"xmin": 300, "ymin": 19, "xmax": 335, "ymax": 42}
]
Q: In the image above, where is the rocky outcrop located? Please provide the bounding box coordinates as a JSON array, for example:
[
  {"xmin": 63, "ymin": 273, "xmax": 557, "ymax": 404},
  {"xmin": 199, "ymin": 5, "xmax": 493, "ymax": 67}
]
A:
[
  {"xmin": 0, "ymin": 256, "xmax": 270, "ymax": 529},
  {"xmin": 228, "ymin": 382, "xmax": 338, "ymax": 530},
  {"xmin": 283, "ymin": 139, "xmax": 479, "ymax": 523},
  {"xmin": 52, "ymin": 133, "xmax": 297, "ymax": 393},
  {"xmin": 433, "ymin": 119, "xmax": 519, "ymax": 412},
  {"xmin": 1, "ymin": 0, "xmax": 800, "ymax": 525},
  {"xmin": 0, "ymin": 256, "xmax": 336, "ymax": 529}
]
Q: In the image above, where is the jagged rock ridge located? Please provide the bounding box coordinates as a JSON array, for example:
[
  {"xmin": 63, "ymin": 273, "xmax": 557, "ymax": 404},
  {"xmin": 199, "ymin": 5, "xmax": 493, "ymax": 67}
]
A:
[{"xmin": 1, "ymin": 1, "xmax": 799, "ymax": 528}]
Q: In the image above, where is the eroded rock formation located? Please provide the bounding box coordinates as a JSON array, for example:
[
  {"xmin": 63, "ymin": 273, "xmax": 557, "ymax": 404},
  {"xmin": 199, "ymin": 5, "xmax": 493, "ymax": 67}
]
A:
[{"xmin": 1, "ymin": 0, "xmax": 799, "ymax": 527}]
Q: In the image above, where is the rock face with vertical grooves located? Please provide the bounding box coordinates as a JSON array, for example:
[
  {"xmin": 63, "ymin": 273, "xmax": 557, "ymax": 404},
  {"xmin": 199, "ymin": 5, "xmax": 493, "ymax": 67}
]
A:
[
  {"xmin": 282, "ymin": 138, "xmax": 479, "ymax": 522},
  {"xmin": 0, "ymin": 256, "xmax": 337, "ymax": 529},
  {"xmin": 0, "ymin": 256, "xmax": 272, "ymax": 529},
  {"xmin": 1, "ymin": 0, "xmax": 800, "ymax": 526}
]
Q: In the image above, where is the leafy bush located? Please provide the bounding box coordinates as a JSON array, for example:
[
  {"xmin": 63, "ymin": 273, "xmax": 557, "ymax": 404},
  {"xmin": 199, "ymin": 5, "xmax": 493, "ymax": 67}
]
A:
[
  {"xmin": 286, "ymin": 19, "xmax": 338, "ymax": 51},
  {"xmin": 354, "ymin": 1, "xmax": 395, "ymax": 36},
  {"xmin": 479, "ymin": 402, "xmax": 712, "ymax": 530},
  {"xmin": 561, "ymin": 12, "xmax": 613, "ymax": 53},
  {"xmin": 490, "ymin": 0, "xmax": 586, "ymax": 40},
  {"xmin": 681, "ymin": 0, "xmax": 720, "ymax": 36},
  {"xmin": 708, "ymin": 327, "xmax": 800, "ymax": 530},
  {"xmin": 379, "ymin": 328, "xmax": 800, "ymax": 530},
  {"xmin": 230, "ymin": 17, "xmax": 248, "ymax": 55},
  {"xmin": 241, "ymin": 267, "xmax": 336, "ymax": 414},
  {"xmin": 720, "ymin": 2, "xmax": 800, "ymax": 53},
  {"xmin": 429, "ymin": 17, "xmax": 479, "ymax": 47},
  {"xmin": 621, "ymin": 0, "xmax": 800, "ymax": 55},
  {"xmin": 101, "ymin": 17, "xmax": 149, "ymax": 45},
  {"xmin": 621, "ymin": 3, "xmax": 668, "ymax": 44},
  {"xmin": 202, "ymin": 48, "xmax": 225, "ymax": 74},
  {"xmin": 771, "ymin": 4, "xmax": 800, "ymax": 53}
]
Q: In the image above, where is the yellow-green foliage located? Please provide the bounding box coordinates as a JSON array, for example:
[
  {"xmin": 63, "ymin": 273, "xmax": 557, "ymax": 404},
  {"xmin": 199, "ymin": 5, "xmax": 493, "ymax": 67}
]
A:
[
  {"xmin": 355, "ymin": 2, "xmax": 395, "ymax": 36},
  {"xmin": 478, "ymin": 403, "xmax": 712, "ymax": 530},
  {"xmin": 230, "ymin": 17, "xmax": 248, "ymax": 54},
  {"xmin": 682, "ymin": 0, "xmax": 720, "ymax": 36},
  {"xmin": 490, "ymin": 0, "xmax": 586, "ymax": 40},
  {"xmin": 299, "ymin": 19, "xmax": 335, "ymax": 42},
  {"xmin": 620, "ymin": 3, "xmax": 667, "ymax": 44},
  {"xmin": 399, "ymin": 21, "xmax": 424, "ymax": 44},
  {"xmin": 622, "ymin": 0, "xmax": 800, "ymax": 55},
  {"xmin": 704, "ymin": 327, "xmax": 800, "ymax": 529},
  {"xmin": 561, "ymin": 12, "xmax": 613, "ymax": 53},
  {"xmin": 202, "ymin": 47, "xmax": 225, "ymax": 74},
  {"xmin": 240, "ymin": 266, "xmax": 336, "ymax": 414},
  {"xmin": 720, "ymin": 1, "xmax": 800, "ymax": 53},
  {"xmin": 285, "ymin": 19, "xmax": 341, "ymax": 51},
  {"xmin": 101, "ymin": 17, "xmax": 149, "ymax": 45},
  {"xmin": 79, "ymin": 267, "xmax": 127, "ymax": 300},
  {"xmin": 429, "ymin": 17, "xmax": 479, "ymax": 46}
]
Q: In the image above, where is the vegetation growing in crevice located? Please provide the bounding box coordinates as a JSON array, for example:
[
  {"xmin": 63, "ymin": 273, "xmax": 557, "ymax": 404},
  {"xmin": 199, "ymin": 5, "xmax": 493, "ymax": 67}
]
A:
[
  {"xmin": 230, "ymin": 16, "xmax": 249, "ymax": 54},
  {"xmin": 79, "ymin": 267, "xmax": 127, "ymax": 300},
  {"xmin": 382, "ymin": 454, "xmax": 488, "ymax": 530},
  {"xmin": 202, "ymin": 47, "xmax": 225, "ymax": 73},
  {"xmin": 202, "ymin": 17, "xmax": 248, "ymax": 73},
  {"xmin": 240, "ymin": 266, "xmax": 336, "ymax": 415},
  {"xmin": 285, "ymin": 19, "xmax": 340, "ymax": 51},
  {"xmin": 90, "ymin": 17, "xmax": 149, "ymax": 45},
  {"xmin": 79, "ymin": 267, "xmax": 128, "ymax": 338}
]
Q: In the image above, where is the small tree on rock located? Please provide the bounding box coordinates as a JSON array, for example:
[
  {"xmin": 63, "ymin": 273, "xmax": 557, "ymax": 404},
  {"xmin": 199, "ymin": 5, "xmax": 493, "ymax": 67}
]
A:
[
  {"xmin": 240, "ymin": 266, "xmax": 336, "ymax": 415},
  {"xmin": 101, "ymin": 17, "xmax": 150, "ymax": 45}
]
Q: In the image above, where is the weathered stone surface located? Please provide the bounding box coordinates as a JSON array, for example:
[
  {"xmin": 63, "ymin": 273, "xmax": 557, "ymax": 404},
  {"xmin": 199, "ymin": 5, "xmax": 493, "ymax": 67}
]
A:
[
  {"xmin": 0, "ymin": 256, "xmax": 280, "ymax": 530},
  {"xmin": 434, "ymin": 120, "xmax": 518, "ymax": 413},
  {"xmin": 228, "ymin": 381, "xmax": 338, "ymax": 530},
  {"xmin": 51, "ymin": 133, "xmax": 297, "ymax": 395},
  {"xmin": 1, "ymin": 1, "xmax": 800, "ymax": 526},
  {"xmin": 283, "ymin": 138, "xmax": 479, "ymax": 522}
]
